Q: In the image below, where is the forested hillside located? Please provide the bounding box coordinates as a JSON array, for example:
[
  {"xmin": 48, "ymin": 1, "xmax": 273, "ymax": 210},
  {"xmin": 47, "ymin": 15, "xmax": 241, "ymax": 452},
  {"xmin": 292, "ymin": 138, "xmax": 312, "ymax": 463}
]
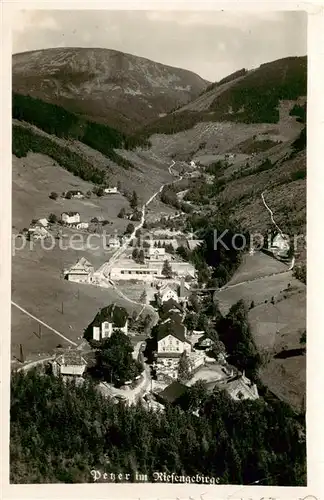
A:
[
  {"xmin": 137, "ymin": 56, "xmax": 307, "ymax": 137},
  {"xmin": 13, "ymin": 93, "xmax": 149, "ymax": 170},
  {"xmin": 10, "ymin": 369, "xmax": 306, "ymax": 485}
]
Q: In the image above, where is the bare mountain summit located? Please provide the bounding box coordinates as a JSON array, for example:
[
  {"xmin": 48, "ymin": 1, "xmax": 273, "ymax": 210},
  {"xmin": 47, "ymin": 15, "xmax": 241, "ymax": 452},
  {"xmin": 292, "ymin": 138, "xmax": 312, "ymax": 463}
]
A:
[{"xmin": 12, "ymin": 47, "xmax": 209, "ymax": 132}]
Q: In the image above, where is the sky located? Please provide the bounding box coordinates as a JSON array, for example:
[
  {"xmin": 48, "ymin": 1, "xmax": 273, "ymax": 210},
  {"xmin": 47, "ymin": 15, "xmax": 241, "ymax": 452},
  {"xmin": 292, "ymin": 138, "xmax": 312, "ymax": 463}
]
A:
[{"xmin": 12, "ymin": 10, "xmax": 307, "ymax": 82}]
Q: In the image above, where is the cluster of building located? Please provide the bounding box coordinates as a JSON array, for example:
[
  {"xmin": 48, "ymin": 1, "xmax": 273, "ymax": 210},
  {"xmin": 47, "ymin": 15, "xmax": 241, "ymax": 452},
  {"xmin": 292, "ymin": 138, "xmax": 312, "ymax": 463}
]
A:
[
  {"xmin": 109, "ymin": 233, "xmax": 202, "ymax": 282},
  {"xmin": 149, "ymin": 282, "xmax": 259, "ymax": 405}
]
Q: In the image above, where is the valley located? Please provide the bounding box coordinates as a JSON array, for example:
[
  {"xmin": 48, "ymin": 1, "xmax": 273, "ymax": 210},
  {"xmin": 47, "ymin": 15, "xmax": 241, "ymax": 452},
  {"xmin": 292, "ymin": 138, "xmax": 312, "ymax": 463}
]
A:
[{"xmin": 10, "ymin": 44, "xmax": 307, "ymax": 486}]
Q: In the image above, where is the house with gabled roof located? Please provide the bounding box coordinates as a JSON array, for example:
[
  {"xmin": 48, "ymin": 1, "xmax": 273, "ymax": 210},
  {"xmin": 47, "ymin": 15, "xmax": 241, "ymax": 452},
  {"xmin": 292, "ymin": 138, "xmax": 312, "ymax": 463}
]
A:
[
  {"xmin": 158, "ymin": 298, "xmax": 183, "ymax": 323},
  {"xmin": 51, "ymin": 349, "xmax": 87, "ymax": 377},
  {"xmin": 155, "ymin": 380, "xmax": 189, "ymax": 406},
  {"xmin": 156, "ymin": 284, "xmax": 179, "ymax": 305},
  {"xmin": 89, "ymin": 303, "xmax": 129, "ymax": 342},
  {"xmin": 215, "ymin": 372, "xmax": 259, "ymax": 401},
  {"xmin": 156, "ymin": 318, "xmax": 191, "ymax": 358},
  {"xmin": 64, "ymin": 257, "xmax": 94, "ymax": 283},
  {"xmin": 61, "ymin": 212, "xmax": 81, "ymax": 224}
]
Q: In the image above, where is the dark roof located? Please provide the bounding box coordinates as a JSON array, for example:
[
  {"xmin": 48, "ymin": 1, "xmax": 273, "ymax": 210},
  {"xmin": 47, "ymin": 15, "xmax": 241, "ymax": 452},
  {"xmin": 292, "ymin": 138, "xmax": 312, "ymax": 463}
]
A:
[
  {"xmin": 156, "ymin": 320, "xmax": 186, "ymax": 342},
  {"xmin": 161, "ymin": 311, "xmax": 183, "ymax": 324},
  {"xmin": 162, "ymin": 299, "xmax": 183, "ymax": 312},
  {"xmin": 156, "ymin": 381, "xmax": 188, "ymax": 404},
  {"xmin": 159, "ymin": 300, "xmax": 183, "ymax": 323},
  {"xmin": 92, "ymin": 303, "xmax": 128, "ymax": 328}
]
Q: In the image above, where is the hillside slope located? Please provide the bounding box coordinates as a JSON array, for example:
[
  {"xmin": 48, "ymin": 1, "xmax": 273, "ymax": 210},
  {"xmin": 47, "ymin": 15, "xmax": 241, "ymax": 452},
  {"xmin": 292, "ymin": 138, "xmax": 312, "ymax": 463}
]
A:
[
  {"xmin": 137, "ymin": 56, "xmax": 307, "ymax": 137},
  {"xmin": 12, "ymin": 47, "xmax": 209, "ymax": 132}
]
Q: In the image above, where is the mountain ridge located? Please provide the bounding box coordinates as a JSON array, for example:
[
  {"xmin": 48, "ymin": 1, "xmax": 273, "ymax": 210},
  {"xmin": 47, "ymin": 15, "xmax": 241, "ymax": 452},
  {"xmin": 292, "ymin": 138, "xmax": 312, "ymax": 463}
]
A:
[{"xmin": 12, "ymin": 47, "xmax": 210, "ymax": 133}]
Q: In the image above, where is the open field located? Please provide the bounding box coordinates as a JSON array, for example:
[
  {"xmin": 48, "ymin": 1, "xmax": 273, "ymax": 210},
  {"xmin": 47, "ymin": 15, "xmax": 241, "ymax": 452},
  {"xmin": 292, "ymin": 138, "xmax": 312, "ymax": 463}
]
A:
[
  {"xmin": 248, "ymin": 289, "xmax": 306, "ymax": 353},
  {"xmin": 225, "ymin": 252, "xmax": 289, "ymax": 286},
  {"xmin": 12, "ymin": 153, "xmax": 130, "ymax": 232},
  {"xmin": 216, "ymin": 271, "xmax": 303, "ymax": 315},
  {"xmin": 259, "ymin": 356, "xmax": 305, "ymax": 411},
  {"xmin": 11, "ymin": 147, "xmax": 175, "ymax": 363},
  {"xmin": 11, "ymin": 243, "xmax": 144, "ymax": 362},
  {"xmin": 214, "ymin": 250, "xmax": 306, "ymax": 409}
]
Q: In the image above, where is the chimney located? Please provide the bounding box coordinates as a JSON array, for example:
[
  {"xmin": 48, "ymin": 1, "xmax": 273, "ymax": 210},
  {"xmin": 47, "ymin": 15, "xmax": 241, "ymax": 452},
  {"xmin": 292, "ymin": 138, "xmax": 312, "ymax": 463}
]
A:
[{"xmin": 180, "ymin": 277, "xmax": 185, "ymax": 298}]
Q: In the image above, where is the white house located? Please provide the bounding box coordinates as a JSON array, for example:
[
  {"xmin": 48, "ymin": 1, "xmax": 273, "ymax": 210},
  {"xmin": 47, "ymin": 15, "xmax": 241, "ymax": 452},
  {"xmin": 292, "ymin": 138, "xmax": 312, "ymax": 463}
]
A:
[
  {"xmin": 145, "ymin": 247, "xmax": 166, "ymax": 261},
  {"xmin": 65, "ymin": 257, "xmax": 94, "ymax": 283},
  {"xmin": 104, "ymin": 187, "xmax": 119, "ymax": 194},
  {"xmin": 92, "ymin": 304, "xmax": 128, "ymax": 341},
  {"xmin": 157, "ymin": 284, "xmax": 179, "ymax": 304},
  {"xmin": 190, "ymin": 161, "xmax": 196, "ymax": 168},
  {"xmin": 52, "ymin": 350, "xmax": 87, "ymax": 377},
  {"xmin": 157, "ymin": 321, "xmax": 191, "ymax": 357},
  {"xmin": 61, "ymin": 212, "xmax": 81, "ymax": 224}
]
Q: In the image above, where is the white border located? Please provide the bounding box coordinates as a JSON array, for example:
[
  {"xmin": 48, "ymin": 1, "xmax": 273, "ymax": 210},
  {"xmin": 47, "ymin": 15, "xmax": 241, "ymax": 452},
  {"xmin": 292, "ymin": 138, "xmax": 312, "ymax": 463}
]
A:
[{"xmin": 1, "ymin": 1, "xmax": 323, "ymax": 499}]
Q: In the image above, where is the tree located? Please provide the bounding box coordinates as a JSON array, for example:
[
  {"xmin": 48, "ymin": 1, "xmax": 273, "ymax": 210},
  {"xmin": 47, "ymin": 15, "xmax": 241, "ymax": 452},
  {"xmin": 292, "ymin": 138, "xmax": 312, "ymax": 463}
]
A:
[
  {"xmin": 86, "ymin": 190, "xmax": 92, "ymax": 198},
  {"xmin": 48, "ymin": 213, "xmax": 57, "ymax": 224},
  {"xmin": 125, "ymin": 223, "xmax": 135, "ymax": 235},
  {"xmin": 189, "ymin": 292, "xmax": 200, "ymax": 313},
  {"xmin": 49, "ymin": 192, "xmax": 58, "ymax": 200},
  {"xmin": 299, "ymin": 330, "xmax": 306, "ymax": 345},
  {"xmin": 137, "ymin": 249, "xmax": 145, "ymax": 264},
  {"xmin": 183, "ymin": 312, "xmax": 197, "ymax": 331},
  {"xmin": 118, "ymin": 208, "xmax": 126, "ymax": 219},
  {"xmin": 132, "ymin": 248, "xmax": 139, "ymax": 260},
  {"xmin": 162, "ymin": 260, "xmax": 173, "ymax": 278},
  {"xmin": 131, "ymin": 211, "xmax": 141, "ymax": 222},
  {"xmin": 96, "ymin": 331, "xmax": 141, "ymax": 386},
  {"xmin": 143, "ymin": 315, "xmax": 152, "ymax": 333},
  {"xmin": 139, "ymin": 289, "xmax": 147, "ymax": 304},
  {"xmin": 130, "ymin": 190, "xmax": 138, "ymax": 210},
  {"xmin": 177, "ymin": 352, "xmax": 191, "ymax": 383},
  {"xmin": 182, "ymin": 380, "xmax": 209, "ymax": 412},
  {"xmin": 117, "ymin": 180, "xmax": 122, "ymax": 191},
  {"xmin": 96, "ymin": 187, "xmax": 104, "ymax": 197},
  {"xmin": 211, "ymin": 340, "xmax": 226, "ymax": 359}
]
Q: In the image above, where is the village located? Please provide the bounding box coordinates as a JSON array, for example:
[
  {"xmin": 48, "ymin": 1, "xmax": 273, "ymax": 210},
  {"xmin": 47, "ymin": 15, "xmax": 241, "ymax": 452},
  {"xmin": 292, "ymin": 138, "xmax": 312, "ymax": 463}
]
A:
[{"xmin": 13, "ymin": 158, "xmax": 298, "ymax": 416}]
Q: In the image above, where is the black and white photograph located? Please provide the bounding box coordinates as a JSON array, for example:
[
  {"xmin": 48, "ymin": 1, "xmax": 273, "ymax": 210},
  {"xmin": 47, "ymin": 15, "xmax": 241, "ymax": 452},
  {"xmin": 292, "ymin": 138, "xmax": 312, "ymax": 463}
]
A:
[{"xmin": 4, "ymin": 4, "xmax": 316, "ymax": 493}]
